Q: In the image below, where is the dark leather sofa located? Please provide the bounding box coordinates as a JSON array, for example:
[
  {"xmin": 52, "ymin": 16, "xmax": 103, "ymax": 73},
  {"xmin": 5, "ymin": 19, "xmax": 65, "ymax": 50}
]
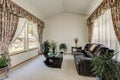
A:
[{"xmin": 74, "ymin": 43, "xmax": 112, "ymax": 76}]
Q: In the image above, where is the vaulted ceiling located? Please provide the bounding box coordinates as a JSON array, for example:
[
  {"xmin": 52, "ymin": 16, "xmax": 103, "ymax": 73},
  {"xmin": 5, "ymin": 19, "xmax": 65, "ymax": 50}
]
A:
[{"xmin": 12, "ymin": 0, "xmax": 103, "ymax": 18}]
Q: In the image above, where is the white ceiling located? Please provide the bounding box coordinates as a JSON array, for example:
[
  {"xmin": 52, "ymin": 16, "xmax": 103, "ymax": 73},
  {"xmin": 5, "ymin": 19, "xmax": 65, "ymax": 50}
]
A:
[{"xmin": 16, "ymin": 0, "xmax": 103, "ymax": 18}]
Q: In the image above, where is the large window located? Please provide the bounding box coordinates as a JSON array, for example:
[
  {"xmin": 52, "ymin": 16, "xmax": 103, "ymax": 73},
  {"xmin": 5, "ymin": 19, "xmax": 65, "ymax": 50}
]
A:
[
  {"xmin": 9, "ymin": 21, "xmax": 38, "ymax": 54},
  {"xmin": 28, "ymin": 23, "xmax": 37, "ymax": 49}
]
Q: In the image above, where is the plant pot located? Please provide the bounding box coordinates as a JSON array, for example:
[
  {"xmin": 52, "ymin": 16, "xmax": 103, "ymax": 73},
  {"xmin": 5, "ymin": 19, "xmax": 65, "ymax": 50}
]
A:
[
  {"xmin": 0, "ymin": 66, "xmax": 8, "ymax": 76},
  {"xmin": 60, "ymin": 51, "xmax": 64, "ymax": 54},
  {"xmin": 96, "ymin": 76, "xmax": 99, "ymax": 80},
  {"xmin": 52, "ymin": 48, "xmax": 55, "ymax": 53}
]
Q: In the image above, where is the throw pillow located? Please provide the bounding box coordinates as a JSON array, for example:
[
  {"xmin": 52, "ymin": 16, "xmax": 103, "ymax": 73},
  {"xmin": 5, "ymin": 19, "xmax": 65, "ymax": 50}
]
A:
[{"xmin": 89, "ymin": 44, "xmax": 97, "ymax": 52}]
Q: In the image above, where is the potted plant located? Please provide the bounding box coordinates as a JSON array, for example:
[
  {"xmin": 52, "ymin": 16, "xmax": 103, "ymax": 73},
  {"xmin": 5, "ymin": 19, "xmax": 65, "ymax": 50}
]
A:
[
  {"xmin": 91, "ymin": 50, "xmax": 120, "ymax": 80},
  {"xmin": 49, "ymin": 41, "xmax": 57, "ymax": 54},
  {"xmin": 0, "ymin": 54, "xmax": 8, "ymax": 76},
  {"xmin": 59, "ymin": 43, "xmax": 67, "ymax": 53}
]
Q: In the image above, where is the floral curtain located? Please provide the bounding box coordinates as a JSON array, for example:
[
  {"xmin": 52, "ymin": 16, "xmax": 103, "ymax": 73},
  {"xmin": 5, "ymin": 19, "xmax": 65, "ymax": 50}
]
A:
[
  {"xmin": 0, "ymin": 9, "xmax": 19, "ymax": 44},
  {"xmin": 37, "ymin": 23, "xmax": 44, "ymax": 54},
  {"xmin": 0, "ymin": 0, "xmax": 19, "ymax": 66},
  {"xmin": 87, "ymin": 0, "xmax": 120, "ymax": 43},
  {"xmin": 0, "ymin": 0, "xmax": 19, "ymax": 44},
  {"xmin": 111, "ymin": 0, "xmax": 120, "ymax": 43},
  {"xmin": 87, "ymin": 22, "xmax": 94, "ymax": 42}
]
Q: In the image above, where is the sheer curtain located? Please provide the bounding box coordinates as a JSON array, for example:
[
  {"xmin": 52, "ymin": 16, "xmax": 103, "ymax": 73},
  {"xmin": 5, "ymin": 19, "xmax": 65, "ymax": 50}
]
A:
[
  {"xmin": 10, "ymin": 18, "xmax": 27, "ymax": 44},
  {"xmin": 92, "ymin": 9, "xmax": 120, "ymax": 59}
]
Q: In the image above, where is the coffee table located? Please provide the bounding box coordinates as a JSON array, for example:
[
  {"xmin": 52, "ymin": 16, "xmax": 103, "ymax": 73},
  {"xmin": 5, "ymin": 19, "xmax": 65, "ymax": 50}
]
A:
[{"xmin": 44, "ymin": 52, "xmax": 63, "ymax": 68}]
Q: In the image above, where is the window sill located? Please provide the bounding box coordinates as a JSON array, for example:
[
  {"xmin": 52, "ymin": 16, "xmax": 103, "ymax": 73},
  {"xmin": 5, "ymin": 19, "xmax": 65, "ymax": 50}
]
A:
[{"xmin": 10, "ymin": 48, "xmax": 38, "ymax": 56}]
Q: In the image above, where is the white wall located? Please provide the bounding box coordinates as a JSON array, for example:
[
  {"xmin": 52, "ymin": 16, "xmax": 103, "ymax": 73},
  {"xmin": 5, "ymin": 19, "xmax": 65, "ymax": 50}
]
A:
[
  {"xmin": 11, "ymin": 0, "xmax": 44, "ymax": 20},
  {"xmin": 43, "ymin": 13, "xmax": 88, "ymax": 53}
]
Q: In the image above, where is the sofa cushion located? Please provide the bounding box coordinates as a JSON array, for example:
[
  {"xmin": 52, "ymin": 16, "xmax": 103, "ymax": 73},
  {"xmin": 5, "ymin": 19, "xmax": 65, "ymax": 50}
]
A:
[{"xmin": 84, "ymin": 43, "xmax": 91, "ymax": 50}]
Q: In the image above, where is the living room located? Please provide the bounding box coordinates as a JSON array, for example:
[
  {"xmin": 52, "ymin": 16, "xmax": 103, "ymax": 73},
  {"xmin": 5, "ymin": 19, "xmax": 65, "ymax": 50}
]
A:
[{"xmin": 0, "ymin": 0, "xmax": 120, "ymax": 80}]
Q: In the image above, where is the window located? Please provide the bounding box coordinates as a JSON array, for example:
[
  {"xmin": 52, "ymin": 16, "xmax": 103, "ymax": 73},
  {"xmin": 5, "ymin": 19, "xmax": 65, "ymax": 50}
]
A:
[
  {"xmin": 28, "ymin": 23, "xmax": 37, "ymax": 49},
  {"xmin": 9, "ymin": 21, "xmax": 38, "ymax": 54},
  {"xmin": 9, "ymin": 28, "xmax": 25, "ymax": 53}
]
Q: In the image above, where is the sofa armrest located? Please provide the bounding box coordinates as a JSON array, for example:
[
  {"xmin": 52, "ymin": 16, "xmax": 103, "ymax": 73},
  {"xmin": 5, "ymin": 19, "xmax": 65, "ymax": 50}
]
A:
[
  {"xmin": 74, "ymin": 52, "xmax": 83, "ymax": 55},
  {"xmin": 77, "ymin": 56, "xmax": 92, "ymax": 61},
  {"xmin": 74, "ymin": 54, "xmax": 92, "ymax": 62},
  {"xmin": 74, "ymin": 55, "xmax": 93, "ymax": 76},
  {"xmin": 82, "ymin": 57, "xmax": 92, "ymax": 61}
]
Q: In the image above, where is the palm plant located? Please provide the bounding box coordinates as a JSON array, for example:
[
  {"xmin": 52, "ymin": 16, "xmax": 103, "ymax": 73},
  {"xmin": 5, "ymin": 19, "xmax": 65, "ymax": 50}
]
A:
[
  {"xmin": 91, "ymin": 50, "xmax": 120, "ymax": 80},
  {"xmin": 49, "ymin": 41, "xmax": 57, "ymax": 53},
  {"xmin": 0, "ymin": 53, "xmax": 9, "ymax": 77}
]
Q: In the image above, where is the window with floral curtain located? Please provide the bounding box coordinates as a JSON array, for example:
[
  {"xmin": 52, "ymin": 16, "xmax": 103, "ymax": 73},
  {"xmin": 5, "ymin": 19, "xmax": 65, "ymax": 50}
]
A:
[
  {"xmin": 9, "ymin": 19, "xmax": 38, "ymax": 55},
  {"xmin": 92, "ymin": 9, "xmax": 120, "ymax": 53}
]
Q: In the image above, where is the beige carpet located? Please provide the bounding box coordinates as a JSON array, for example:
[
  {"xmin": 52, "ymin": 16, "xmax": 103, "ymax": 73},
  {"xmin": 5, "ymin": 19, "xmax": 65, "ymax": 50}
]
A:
[{"xmin": 5, "ymin": 54, "xmax": 95, "ymax": 80}]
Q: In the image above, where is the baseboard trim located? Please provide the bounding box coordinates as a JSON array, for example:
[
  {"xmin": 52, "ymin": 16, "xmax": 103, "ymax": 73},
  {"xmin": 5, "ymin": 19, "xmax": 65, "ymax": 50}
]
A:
[{"xmin": 10, "ymin": 54, "xmax": 41, "ymax": 69}]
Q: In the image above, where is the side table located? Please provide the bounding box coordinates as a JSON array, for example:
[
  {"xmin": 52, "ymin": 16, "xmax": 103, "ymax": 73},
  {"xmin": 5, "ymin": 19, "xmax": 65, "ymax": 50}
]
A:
[{"xmin": 71, "ymin": 46, "xmax": 82, "ymax": 55}]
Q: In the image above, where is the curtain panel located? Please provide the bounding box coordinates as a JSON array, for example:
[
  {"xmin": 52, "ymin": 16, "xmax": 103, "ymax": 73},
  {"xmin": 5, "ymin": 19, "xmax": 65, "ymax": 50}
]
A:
[
  {"xmin": 0, "ymin": 8, "xmax": 19, "ymax": 44},
  {"xmin": 87, "ymin": 0, "xmax": 120, "ymax": 43},
  {"xmin": 111, "ymin": 1, "xmax": 120, "ymax": 42},
  {"xmin": 37, "ymin": 23, "xmax": 44, "ymax": 54},
  {"xmin": 87, "ymin": 22, "xmax": 94, "ymax": 42},
  {"xmin": 0, "ymin": 3, "xmax": 19, "ymax": 67}
]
